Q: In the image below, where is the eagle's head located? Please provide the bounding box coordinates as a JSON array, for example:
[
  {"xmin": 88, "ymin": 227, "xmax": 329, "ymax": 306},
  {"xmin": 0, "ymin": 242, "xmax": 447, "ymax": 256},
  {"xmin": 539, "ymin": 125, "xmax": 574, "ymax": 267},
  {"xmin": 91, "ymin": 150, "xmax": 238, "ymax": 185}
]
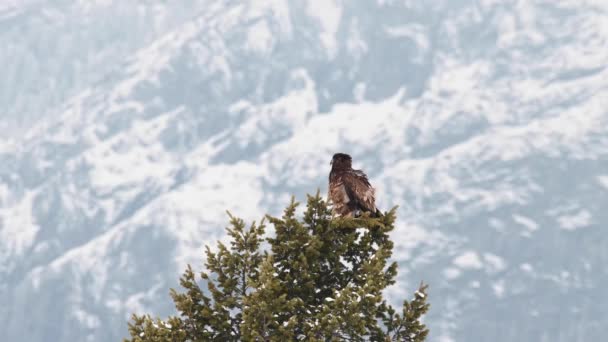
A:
[{"xmin": 331, "ymin": 153, "xmax": 352, "ymax": 169}]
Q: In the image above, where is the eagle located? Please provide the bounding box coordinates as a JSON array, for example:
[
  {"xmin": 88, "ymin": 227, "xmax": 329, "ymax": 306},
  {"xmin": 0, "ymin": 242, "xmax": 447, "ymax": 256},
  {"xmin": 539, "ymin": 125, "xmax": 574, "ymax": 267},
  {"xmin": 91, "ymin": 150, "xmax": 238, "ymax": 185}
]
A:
[{"xmin": 328, "ymin": 153, "xmax": 381, "ymax": 218}]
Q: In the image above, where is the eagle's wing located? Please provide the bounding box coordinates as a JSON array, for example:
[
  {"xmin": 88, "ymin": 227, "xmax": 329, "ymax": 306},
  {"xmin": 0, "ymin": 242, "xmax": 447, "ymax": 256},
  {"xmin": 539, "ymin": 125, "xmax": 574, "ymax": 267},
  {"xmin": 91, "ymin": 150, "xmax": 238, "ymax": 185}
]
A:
[{"xmin": 341, "ymin": 170, "xmax": 376, "ymax": 213}]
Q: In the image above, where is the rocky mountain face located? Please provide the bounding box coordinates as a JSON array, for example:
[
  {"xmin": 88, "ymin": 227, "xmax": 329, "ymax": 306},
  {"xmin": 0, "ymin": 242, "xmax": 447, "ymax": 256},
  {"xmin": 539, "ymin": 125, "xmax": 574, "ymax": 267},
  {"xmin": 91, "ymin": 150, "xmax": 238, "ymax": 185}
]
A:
[{"xmin": 1, "ymin": 1, "xmax": 607, "ymax": 341}]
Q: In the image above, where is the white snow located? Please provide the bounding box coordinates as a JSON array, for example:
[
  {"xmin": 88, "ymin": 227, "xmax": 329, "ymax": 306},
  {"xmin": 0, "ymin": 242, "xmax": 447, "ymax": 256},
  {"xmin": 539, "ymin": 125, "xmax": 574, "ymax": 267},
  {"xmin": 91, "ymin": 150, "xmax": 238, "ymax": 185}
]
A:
[
  {"xmin": 110, "ymin": 14, "xmax": 205, "ymax": 102},
  {"xmin": 513, "ymin": 214, "xmax": 539, "ymax": 237},
  {"xmin": 246, "ymin": 20, "xmax": 274, "ymax": 53},
  {"xmin": 346, "ymin": 19, "xmax": 367, "ymax": 58},
  {"xmin": 250, "ymin": 0, "xmax": 292, "ymax": 37},
  {"xmin": 235, "ymin": 69, "xmax": 317, "ymax": 152},
  {"xmin": 73, "ymin": 308, "xmax": 100, "ymax": 329},
  {"xmin": 0, "ymin": 190, "xmax": 40, "ymax": 259},
  {"xmin": 85, "ymin": 113, "xmax": 177, "ymax": 196},
  {"xmin": 520, "ymin": 263, "xmax": 534, "ymax": 273},
  {"xmin": 437, "ymin": 334, "xmax": 455, "ymax": 342},
  {"xmin": 0, "ymin": 183, "xmax": 10, "ymax": 206},
  {"xmin": 443, "ymin": 267, "xmax": 461, "ymax": 280},
  {"xmin": 453, "ymin": 251, "xmax": 483, "ymax": 270},
  {"xmin": 384, "ymin": 24, "xmax": 429, "ymax": 61},
  {"xmin": 492, "ymin": 280, "xmax": 505, "ymax": 298},
  {"xmin": 339, "ymin": 256, "xmax": 353, "ymax": 270},
  {"xmin": 598, "ymin": 175, "xmax": 608, "ymax": 190},
  {"xmin": 483, "ymin": 253, "xmax": 506, "ymax": 274},
  {"xmin": 0, "ymin": 139, "xmax": 15, "ymax": 154},
  {"xmin": 306, "ymin": 0, "xmax": 342, "ymax": 58},
  {"xmin": 558, "ymin": 210, "xmax": 592, "ymax": 231}
]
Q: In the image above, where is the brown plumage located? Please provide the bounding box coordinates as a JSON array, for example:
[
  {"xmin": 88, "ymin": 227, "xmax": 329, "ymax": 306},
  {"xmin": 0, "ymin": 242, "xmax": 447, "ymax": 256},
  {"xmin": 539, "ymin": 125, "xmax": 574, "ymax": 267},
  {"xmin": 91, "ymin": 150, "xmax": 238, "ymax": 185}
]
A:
[{"xmin": 328, "ymin": 153, "xmax": 381, "ymax": 218}]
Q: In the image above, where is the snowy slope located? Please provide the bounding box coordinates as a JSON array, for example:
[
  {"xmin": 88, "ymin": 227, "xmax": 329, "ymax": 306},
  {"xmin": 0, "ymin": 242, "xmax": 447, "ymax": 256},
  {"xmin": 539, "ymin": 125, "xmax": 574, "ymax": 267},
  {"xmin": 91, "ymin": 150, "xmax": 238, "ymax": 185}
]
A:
[
  {"xmin": 1, "ymin": 0, "xmax": 608, "ymax": 341},
  {"xmin": 0, "ymin": 0, "xmax": 209, "ymax": 137}
]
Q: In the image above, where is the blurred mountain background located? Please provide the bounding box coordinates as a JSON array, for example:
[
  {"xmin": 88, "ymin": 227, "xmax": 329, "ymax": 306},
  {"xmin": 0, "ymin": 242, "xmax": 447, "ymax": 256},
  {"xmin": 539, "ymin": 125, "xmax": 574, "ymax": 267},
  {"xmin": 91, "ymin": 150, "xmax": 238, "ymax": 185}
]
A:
[{"xmin": 1, "ymin": 0, "xmax": 607, "ymax": 341}]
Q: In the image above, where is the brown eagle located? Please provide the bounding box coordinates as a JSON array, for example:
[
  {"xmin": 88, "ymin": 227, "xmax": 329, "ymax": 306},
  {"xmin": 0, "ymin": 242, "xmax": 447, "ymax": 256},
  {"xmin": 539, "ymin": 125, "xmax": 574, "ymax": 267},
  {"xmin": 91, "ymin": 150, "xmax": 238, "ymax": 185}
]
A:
[{"xmin": 328, "ymin": 153, "xmax": 381, "ymax": 218}]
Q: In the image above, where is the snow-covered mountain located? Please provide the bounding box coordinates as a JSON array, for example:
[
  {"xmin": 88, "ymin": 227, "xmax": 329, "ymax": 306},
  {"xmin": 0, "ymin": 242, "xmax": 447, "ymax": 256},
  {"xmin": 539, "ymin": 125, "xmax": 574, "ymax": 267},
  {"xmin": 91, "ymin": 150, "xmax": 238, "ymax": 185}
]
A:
[
  {"xmin": 0, "ymin": 0, "xmax": 209, "ymax": 137},
  {"xmin": 1, "ymin": 1, "xmax": 607, "ymax": 341}
]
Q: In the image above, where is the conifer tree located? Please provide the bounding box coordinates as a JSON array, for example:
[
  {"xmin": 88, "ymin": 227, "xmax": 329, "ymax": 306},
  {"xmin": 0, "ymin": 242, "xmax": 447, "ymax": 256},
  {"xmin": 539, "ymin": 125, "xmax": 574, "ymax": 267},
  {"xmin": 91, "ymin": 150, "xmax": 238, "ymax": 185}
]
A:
[{"xmin": 124, "ymin": 192, "xmax": 430, "ymax": 341}]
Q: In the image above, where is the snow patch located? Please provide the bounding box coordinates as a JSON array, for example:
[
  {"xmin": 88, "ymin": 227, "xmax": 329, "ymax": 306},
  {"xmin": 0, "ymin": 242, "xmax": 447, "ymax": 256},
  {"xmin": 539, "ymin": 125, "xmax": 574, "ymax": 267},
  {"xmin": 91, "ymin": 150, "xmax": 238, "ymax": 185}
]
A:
[
  {"xmin": 513, "ymin": 214, "xmax": 539, "ymax": 237},
  {"xmin": 120, "ymin": 282, "xmax": 165, "ymax": 317},
  {"xmin": 558, "ymin": 210, "xmax": 591, "ymax": 231},
  {"xmin": 453, "ymin": 251, "xmax": 483, "ymax": 270},
  {"xmin": 251, "ymin": 0, "xmax": 292, "ymax": 37},
  {"xmin": 520, "ymin": 263, "xmax": 534, "ymax": 273},
  {"xmin": 235, "ymin": 69, "xmax": 317, "ymax": 150},
  {"xmin": 346, "ymin": 18, "xmax": 367, "ymax": 57},
  {"xmin": 110, "ymin": 13, "xmax": 206, "ymax": 101},
  {"xmin": 0, "ymin": 183, "xmax": 9, "ymax": 205},
  {"xmin": 483, "ymin": 253, "xmax": 506, "ymax": 273},
  {"xmin": 597, "ymin": 175, "xmax": 608, "ymax": 190},
  {"xmin": 437, "ymin": 334, "xmax": 455, "ymax": 342},
  {"xmin": 246, "ymin": 20, "xmax": 274, "ymax": 53},
  {"xmin": 443, "ymin": 267, "xmax": 461, "ymax": 280},
  {"xmin": 85, "ymin": 113, "xmax": 176, "ymax": 197},
  {"xmin": 306, "ymin": 0, "xmax": 342, "ymax": 58},
  {"xmin": 513, "ymin": 214, "xmax": 538, "ymax": 231},
  {"xmin": 73, "ymin": 308, "xmax": 101, "ymax": 329},
  {"xmin": 385, "ymin": 24, "xmax": 429, "ymax": 60},
  {"xmin": 0, "ymin": 190, "xmax": 40, "ymax": 258},
  {"xmin": 492, "ymin": 280, "xmax": 505, "ymax": 298}
]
